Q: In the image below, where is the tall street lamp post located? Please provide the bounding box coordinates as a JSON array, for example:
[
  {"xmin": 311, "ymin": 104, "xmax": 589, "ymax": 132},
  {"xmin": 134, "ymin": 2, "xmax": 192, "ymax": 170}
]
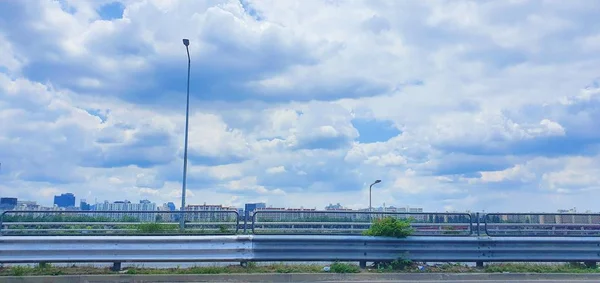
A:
[
  {"xmin": 369, "ymin": 179, "xmax": 381, "ymax": 212},
  {"xmin": 180, "ymin": 38, "xmax": 191, "ymax": 230}
]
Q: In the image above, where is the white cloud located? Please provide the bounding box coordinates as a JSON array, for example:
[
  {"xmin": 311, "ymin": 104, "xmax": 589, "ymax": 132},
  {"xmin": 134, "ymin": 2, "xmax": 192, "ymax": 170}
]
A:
[
  {"xmin": 537, "ymin": 119, "xmax": 565, "ymax": 136},
  {"xmin": 540, "ymin": 157, "xmax": 600, "ymax": 193},
  {"xmin": 1, "ymin": 0, "xmax": 600, "ymax": 212},
  {"xmin": 580, "ymin": 33, "xmax": 600, "ymax": 52},
  {"xmin": 479, "ymin": 165, "xmax": 536, "ymax": 183},
  {"xmin": 266, "ymin": 166, "xmax": 286, "ymax": 174},
  {"xmin": 365, "ymin": 153, "xmax": 407, "ymax": 167}
]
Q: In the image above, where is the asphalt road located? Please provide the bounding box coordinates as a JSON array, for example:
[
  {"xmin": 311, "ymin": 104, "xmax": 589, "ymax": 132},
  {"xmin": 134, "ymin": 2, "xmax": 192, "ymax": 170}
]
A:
[{"xmin": 316, "ymin": 281, "xmax": 600, "ymax": 283}]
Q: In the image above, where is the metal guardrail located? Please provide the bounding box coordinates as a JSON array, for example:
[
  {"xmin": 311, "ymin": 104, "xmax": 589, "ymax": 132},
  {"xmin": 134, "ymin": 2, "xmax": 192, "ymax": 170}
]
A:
[
  {"xmin": 0, "ymin": 210, "xmax": 239, "ymax": 236},
  {"xmin": 1, "ymin": 235, "xmax": 599, "ymax": 266},
  {"xmin": 252, "ymin": 210, "xmax": 473, "ymax": 236},
  {"xmin": 485, "ymin": 213, "xmax": 600, "ymax": 237}
]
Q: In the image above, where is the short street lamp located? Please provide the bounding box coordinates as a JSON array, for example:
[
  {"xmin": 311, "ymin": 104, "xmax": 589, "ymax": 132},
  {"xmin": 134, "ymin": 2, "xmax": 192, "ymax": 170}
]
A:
[{"xmin": 369, "ymin": 179, "xmax": 381, "ymax": 212}]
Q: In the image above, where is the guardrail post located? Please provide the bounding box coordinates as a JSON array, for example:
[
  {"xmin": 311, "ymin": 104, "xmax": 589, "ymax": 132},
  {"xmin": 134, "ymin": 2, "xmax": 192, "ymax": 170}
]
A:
[
  {"xmin": 0, "ymin": 211, "xmax": 6, "ymax": 236},
  {"xmin": 111, "ymin": 262, "xmax": 122, "ymax": 271},
  {"xmin": 476, "ymin": 212, "xmax": 481, "ymax": 236},
  {"xmin": 359, "ymin": 261, "xmax": 367, "ymax": 269},
  {"xmin": 38, "ymin": 262, "xmax": 49, "ymax": 269},
  {"xmin": 476, "ymin": 261, "xmax": 484, "ymax": 268},
  {"xmin": 585, "ymin": 261, "xmax": 597, "ymax": 269},
  {"xmin": 251, "ymin": 212, "xmax": 256, "ymax": 235}
]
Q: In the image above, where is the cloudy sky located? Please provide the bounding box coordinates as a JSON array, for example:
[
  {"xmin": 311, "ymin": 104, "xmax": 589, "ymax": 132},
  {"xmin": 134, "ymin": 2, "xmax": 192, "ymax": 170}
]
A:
[{"xmin": 1, "ymin": 0, "xmax": 599, "ymax": 212}]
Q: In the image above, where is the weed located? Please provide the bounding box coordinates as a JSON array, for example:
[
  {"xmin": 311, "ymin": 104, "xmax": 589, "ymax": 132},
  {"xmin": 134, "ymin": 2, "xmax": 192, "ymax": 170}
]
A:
[
  {"xmin": 330, "ymin": 262, "xmax": 360, "ymax": 273},
  {"xmin": 3, "ymin": 262, "xmax": 600, "ymax": 276},
  {"xmin": 136, "ymin": 223, "xmax": 177, "ymax": 234},
  {"xmin": 218, "ymin": 225, "xmax": 230, "ymax": 234},
  {"xmin": 11, "ymin": 266, "xmax": 28, "ymax": 276},
  {"xmin": 38, "ymin": 262, "xmax": 50, "ymax": 269},
  {"xmin": 485, "ymin": 263, "xmax": 596, "ymax": 273},
  {"xmin": 363, "ymin": 217, "xmax": 413, "ymax": 238},
  {"xmin": 374, "ymin": 258, "xmax": 414, "ymax": 271}
]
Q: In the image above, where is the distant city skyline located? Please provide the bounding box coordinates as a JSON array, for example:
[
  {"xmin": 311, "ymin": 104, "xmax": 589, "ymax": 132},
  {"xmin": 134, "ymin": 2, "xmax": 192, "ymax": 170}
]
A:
[
  {"xmin": 1, "ymin": 192, "xmax": 432, "ymax": 212},
  {"xmin": 2, "ymin": 193, "xmax": 593, "ymax": 214}
]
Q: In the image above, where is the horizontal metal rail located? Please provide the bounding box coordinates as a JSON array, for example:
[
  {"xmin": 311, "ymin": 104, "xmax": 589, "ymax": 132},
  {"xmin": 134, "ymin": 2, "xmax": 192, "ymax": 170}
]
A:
[
  {"xmin": 485, "ymin": 213, "xmax": 600, "ymax": 237},
  {"xmin": 252, "ymin": 210, "xmax": 473, "ymax": 236},
  {"xmin": 3, "ymin": 210, "xmax": 600, "ymax": 237},
  {"xmin": 250, "ymin": 222, "xmax": 470, "ymax": 226},
  {"xmin": 12, "ymin": 221, "xmax": 596, "ymax": 228},
  {"xmin": 2, "ymin": 222, "xmax": 236, "ymax": 226},
  {"xmin": 252, "ymin": 222, "xmax": 471, "ymax": 236},
  {"xmin": 0, "ymin": 228, "xmax": 235, "ymax": 232},
  {"xmin": 0, "ymin": 210, "xmax": 240, "ymax": 236},
  {"xmin": 0, "ymin": 235, "xmax": 599, "ymax": 264}
]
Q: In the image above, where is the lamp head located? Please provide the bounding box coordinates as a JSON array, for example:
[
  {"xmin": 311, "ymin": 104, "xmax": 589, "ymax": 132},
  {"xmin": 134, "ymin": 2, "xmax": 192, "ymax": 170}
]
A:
[
  {"xmin": 374, "ymin": 179, "xmax": 381, "ymax": 184},
  {"xmin": 182, "ymin": 39, "xmax": 190, "ymax": 46}
]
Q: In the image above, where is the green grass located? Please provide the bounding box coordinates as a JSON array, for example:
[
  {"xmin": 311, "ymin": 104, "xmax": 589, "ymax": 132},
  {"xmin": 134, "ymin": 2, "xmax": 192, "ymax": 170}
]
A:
[
  {"xmin": 484, "ymin": 263, "xmax": 598, "ymax": 273},
  {"xmin": 123, "ymin": 264, "xmax": 324, "ymax": 275},
  {"xmin": 330, "ymin": 262, "xmax": 361, "ymax": 273},
  {"xmin": 372, "ymin": 262, "xmax": 600, "ymax": 273},
  {"xmin": 135, "ymin": 223, "xmax": 178, "ymax": 233},
  {"xmin": 1, "ymin": 262, "xmax": 599, "ymax": 276}
]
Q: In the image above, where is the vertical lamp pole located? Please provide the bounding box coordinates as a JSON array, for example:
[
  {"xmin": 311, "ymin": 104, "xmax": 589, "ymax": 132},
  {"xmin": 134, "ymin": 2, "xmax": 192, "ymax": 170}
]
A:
[
  {"xmin": 369, "ymin": 179, "xmax": 381, "ymax": 212},
  {"xmin": 180, "ymin": 38, "xmax": 191, "ymax": 230}
]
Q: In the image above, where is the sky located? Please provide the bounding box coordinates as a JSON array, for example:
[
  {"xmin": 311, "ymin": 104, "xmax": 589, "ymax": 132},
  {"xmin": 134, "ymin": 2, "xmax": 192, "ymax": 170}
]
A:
[{"xmin": 0, "ymin": 0, "xmax": 600, "ymax": 212}]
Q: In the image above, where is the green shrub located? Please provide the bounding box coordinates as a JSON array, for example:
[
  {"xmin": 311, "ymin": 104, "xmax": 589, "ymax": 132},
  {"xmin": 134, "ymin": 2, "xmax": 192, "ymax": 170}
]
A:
[
  {"xmin": 441, "ymin": 226, "xmax": 461, "ymax": 235},
  {"xmin": 330, "ymin": 262, "xmax": 360, "ymax": 273},
  {"xmin": 38, "ymin": 262, "xmax": 51, "ymax": 269},
  {"xmin": 136, "ymin": 223, "xmax": 177, "ymax": 233},
  {"xmin": 363, "ymin": 217, "xmax": 413, "ymax": 238},
  {"xmin": 375, "ymin": 258, "xmax": 414, "ymax": 271},
  {"xmin": 218, "ymin": 225, "xmax": 230, "ymax": 234},
  {"xmin": 11, "ymin": 266, "xmax": 28, "ymax": 276}
]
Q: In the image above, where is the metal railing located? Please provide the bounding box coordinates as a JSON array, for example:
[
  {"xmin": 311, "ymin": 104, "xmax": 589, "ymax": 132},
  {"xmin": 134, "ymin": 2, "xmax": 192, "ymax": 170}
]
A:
[
  {"xmin": 485, "ymin": 213, "xmax": 600, "ymax": 237},
  {"xmin": 1, "ymin": 235, "xmax": 599, "ymax": 266},
  {"xmin": 0, "ymin": 210, "xmax": 239, "ymax": 236},
  {"xmin": 252, "ymin": 210, "xmax": 473, "ymax": 236},
  {"xmin": 3, "ymin": 210, "xmax": 600, "ymax": 237}
]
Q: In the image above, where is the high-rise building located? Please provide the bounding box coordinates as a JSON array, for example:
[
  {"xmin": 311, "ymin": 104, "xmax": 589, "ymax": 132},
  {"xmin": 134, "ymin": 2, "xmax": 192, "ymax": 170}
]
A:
[
  {"xmin": 166, "ymin": 202, "xmax": 176, "ymax": 211},
  {"xmin": 325, "ymin": 203, "xmax": 345, "ymax": 210},
  {"xmin": 93, "ymin": 200, "xmax": 157, "ymax": 222},
  {"xmin": 158, "ymin": 202, "xmax": 177, "ymax": 222},
  {"xmin": 54, "ymin": 193, "xmax": 75, "ymax": 208},
  {"xmin": 0, "ymin": 197, "xmax": 18, "ymax": 210},
  {"xmin": 80, "ymin": 199, "xmax": 91, "ymax": 211},
  {"xmin": 17, "ymin": 200, "xmax": 38, "ymax": 209},
  {"xmin": 253, "ymin": 207, "xmax": 317, "ymax": 222},
  {"xmin": 245, "ymin": 202, "xmax": 266, "ymax": 220},
  {"xmin": 185, "ymin": 204, "xmax": 237, "ymax": 222}
]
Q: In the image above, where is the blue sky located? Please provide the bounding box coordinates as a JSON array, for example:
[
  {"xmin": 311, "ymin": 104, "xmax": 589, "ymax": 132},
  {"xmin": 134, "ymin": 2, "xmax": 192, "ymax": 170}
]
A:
[{"xmin": 1, "ymin": 0, "xmax": 600, "ymax": 212}]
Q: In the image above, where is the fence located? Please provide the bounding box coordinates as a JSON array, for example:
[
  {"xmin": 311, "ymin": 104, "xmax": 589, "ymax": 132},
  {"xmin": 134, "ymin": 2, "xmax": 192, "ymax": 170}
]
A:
[
  {"xmin": 3, "ymin": 210, "xmax": 600, "ymax": 237},
  {"xmin": 0, "ymin": 210, "xmax": 239, "ymax": 236},
  {"xmin": 252, "ymin": 210, "xmax": 473, "ymax": 236},
  {"xmin": 485, "ymin": 213, "xmax": 600, "ymax": 237},
  {"xmin": 1, "ymin": 235, "xmax": 599, "ymax": 269}
]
